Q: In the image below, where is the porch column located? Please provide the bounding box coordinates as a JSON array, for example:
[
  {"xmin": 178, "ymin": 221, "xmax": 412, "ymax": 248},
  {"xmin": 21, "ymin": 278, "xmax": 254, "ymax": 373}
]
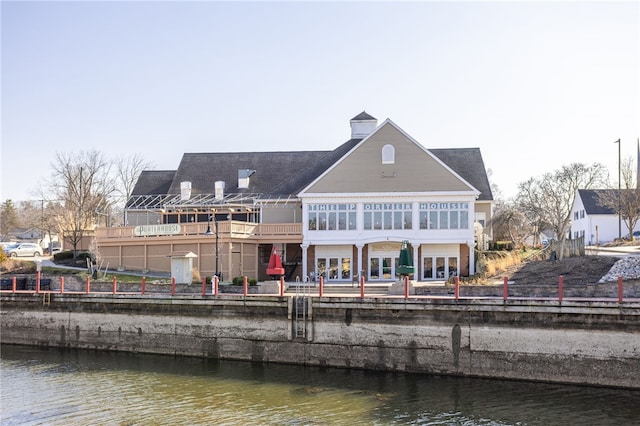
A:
[
  {"xmin": 301, "ymin": 244, "xmax": 309, "ymax": 281},
  {"xmin": 468, "ymin": 241, "xmax": 476, "ymax": 275},
  {"xmin": 356, "ymin": 244, "xmax": 364, "ymax": 281},
  {"xmin": 411, "ymin": 243, "xmax": 419, "ymax": 279}
]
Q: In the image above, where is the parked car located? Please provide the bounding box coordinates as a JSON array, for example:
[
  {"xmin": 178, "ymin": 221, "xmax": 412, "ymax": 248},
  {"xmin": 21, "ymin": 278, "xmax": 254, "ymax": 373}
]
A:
[
  {"xmin": 3, "ymin": 243, "xmax": 43, "ymax": 257},
  {"xmin": 0, "ymin": 242, "xmax": 15, "ymax": 251}
]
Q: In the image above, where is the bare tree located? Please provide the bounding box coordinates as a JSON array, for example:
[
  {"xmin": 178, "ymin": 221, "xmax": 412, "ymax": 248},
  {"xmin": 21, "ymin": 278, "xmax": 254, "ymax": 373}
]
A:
[
  {"xmin": 514, "ymin": 178, "xmax": 550, "ymax": 246},
  {"xmin": 111, "ymin": 154, "xmax": 154, "ymax": 226},
  {"xmin": 43, "ymin": 150, "xmax": 117, "ymax": 256},
  {"xmin": 596, "ymin": 156, "xmax": 640, "ymax": 239},
  {"xmin": 516, "ymin": 162, "xmax": 607, "ymax": 259},
  {"xmin": 488, "ymin": 202, "xmax": 532, "ymax": 248},
  {"xmin": 115, "ymin": 153, "xmax": 153, "ymax": 203}
]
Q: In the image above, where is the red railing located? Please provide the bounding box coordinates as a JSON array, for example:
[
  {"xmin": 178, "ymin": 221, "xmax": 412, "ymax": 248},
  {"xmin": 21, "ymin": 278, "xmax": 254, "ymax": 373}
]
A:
[{"xmin": 1, "ymin": 274, "xmax": 637, "ymax": 304}]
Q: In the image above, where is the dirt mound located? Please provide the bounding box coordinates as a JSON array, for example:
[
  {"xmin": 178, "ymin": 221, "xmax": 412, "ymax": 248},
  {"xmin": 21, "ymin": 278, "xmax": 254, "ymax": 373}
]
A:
[{"xmin": 487, "ymin": 256, "xmax": 618, "ymax": 285}]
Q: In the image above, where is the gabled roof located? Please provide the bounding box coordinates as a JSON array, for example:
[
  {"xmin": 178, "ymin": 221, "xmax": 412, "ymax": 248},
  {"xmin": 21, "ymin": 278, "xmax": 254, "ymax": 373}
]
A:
[
  {"xmin": 299, "ymin": 119, "xmax": 490, "ymax": 199},
  {"xmin": 577, "ymin": 189, "xmax": 617, "ymax": 214},
  {"xmin": 161, "ymin": 138, "xmax": 362, "ymax": 198},
  {"xmin": 127, "ymin": 114, "xmax": 494, "ymax": 208},
  {"xmin": 131, "ymin": 170, "xmax": 176, "ymax": 196}
]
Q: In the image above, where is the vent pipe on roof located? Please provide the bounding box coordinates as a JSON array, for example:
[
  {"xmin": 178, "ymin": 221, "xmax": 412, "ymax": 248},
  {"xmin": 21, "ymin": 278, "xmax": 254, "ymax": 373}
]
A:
[
  {"xmin": 180, "ymin": 181, "xmax": 192, "ymax": 201},
  {"xmin": 215, "ymin": 181, "xmax": 225, "ymax": 201},
  {"xmin": 238, "ymin": 169, "xmax": 256, "ymax": 189}
]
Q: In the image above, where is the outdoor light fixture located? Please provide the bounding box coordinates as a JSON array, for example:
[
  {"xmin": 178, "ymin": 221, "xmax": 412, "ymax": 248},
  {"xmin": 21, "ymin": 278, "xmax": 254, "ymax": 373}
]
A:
[{"xmin": 204, "ymin": 214, "xmax": 219, "ymax": 278}]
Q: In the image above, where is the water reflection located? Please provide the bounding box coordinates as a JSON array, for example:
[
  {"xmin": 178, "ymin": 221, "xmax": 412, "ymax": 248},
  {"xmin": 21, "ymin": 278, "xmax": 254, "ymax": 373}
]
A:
[{"xmin": 2, "ymin": 344, "xmax": 639, "ymax": 425}]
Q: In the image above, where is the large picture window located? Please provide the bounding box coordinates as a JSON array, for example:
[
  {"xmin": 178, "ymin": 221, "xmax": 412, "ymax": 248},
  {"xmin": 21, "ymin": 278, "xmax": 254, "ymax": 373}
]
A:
[
  {"xmin": 308, "ymin": 204, "xmax": 356, "ymax": 231},
  {"xmin": 363, "ymin": 203, "xmax": 412, "ymax": 230},
  {"xmin": 419, "ymin": 202, "xmax": 470, "ymax": 230}
]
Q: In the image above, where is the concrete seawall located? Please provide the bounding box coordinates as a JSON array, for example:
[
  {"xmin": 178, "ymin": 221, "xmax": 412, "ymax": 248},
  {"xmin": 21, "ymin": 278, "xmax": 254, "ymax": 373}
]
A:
[{"xmin": 1, "ymin": 293, "xmax": 639, "ymax": 389}]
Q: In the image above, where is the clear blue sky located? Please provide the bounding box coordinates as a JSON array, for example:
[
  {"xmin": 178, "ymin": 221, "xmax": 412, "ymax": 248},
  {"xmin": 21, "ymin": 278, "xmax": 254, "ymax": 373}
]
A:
[{"xmin": 2, "ymin": 1, "xmax": 638, "ymax": 203}]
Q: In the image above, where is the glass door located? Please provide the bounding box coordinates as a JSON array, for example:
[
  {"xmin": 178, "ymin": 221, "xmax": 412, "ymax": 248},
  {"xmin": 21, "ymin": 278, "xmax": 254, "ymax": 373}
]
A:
[
  {"xmin": 370, "ymin": 258, "xmax": 380, "ymax": 280},
  {"xmin": 317, "ymin": 258, "xmax": 327, "ymax": 280},
  {"xmin": 436, "ymin": 257, "xmax": 446, "ymax": 279},
  {"xmin": 317, "ymin": 256, "xmax": 352, "ymax": 282},
  {"xmin": 369, "ymin": 256, "xmax": 398, "ymax": 281},
  {"xmin": 423, "ymin": 257, "xmax": 434, "ymax": 280},
  {"xmin": 422, "ymin": 256, "xmax": 459, "ymax": 280}
]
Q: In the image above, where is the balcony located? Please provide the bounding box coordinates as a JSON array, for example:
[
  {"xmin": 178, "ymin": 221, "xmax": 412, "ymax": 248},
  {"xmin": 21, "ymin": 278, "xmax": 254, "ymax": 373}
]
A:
[{"xmin": 95, "ymin": 222, "xmax": 302, "ymax": 241}]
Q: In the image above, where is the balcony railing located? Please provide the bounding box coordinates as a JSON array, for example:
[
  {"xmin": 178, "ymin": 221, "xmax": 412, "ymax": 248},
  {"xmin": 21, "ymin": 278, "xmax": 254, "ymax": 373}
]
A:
[{"xmin": 95, "ymin": 222, "xmax": 302, "ymax": 240}]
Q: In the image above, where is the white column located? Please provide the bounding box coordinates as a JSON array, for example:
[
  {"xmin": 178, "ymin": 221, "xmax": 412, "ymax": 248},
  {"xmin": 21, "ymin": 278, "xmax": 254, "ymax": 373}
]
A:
[
  {"xmin": 468, "ymin": 241, "xmax": 476, "ymax": 275},
  {"xmin": 356, "ymin": 244, "xmax": 364, "ymax": 281},
  {"xmin": 301, "ymin": 244, "xmax": 309, "ymax": 281},
  {"xmin": 411, "ymin": 242, "xmax": 419, "ymax": 280}
]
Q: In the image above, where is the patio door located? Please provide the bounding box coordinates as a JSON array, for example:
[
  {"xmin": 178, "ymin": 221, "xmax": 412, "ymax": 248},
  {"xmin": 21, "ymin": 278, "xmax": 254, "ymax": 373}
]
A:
[
  {"xmin": 369, "ymin": 256, "xmax": 398, "ymax": 281},
  {"xmin": 316, "ymin": 254, "xmax": 352, "ymax": 282},
  {"xmin": 422, "ymin": 255, "xmax": 458, "ymax": 280}
]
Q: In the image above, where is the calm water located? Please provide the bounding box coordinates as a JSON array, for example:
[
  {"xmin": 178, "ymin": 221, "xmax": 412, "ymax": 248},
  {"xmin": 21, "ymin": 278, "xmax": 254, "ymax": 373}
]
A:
[{"xmin": 1, "ymin": 345, "xmax": 639, "ymax": 426}]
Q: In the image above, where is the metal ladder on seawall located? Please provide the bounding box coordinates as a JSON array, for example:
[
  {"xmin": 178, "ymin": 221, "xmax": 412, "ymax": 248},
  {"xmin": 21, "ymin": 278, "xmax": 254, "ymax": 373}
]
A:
[{"xmin": 294, "ymin": 277, "xmax": 310, "ymax": 339}]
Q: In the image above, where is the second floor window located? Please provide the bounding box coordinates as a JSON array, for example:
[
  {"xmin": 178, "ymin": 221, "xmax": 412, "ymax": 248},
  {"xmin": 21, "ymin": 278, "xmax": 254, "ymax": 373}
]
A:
[
  {"xmin": 308, "ymin": 204, "xmax": 356, "ymax": 231},
  {"xmin": 363, "ymin": 203, "xmax": 412, "ymax": 230},
  {"xmin": 419, "ymin": 202, "xmax": 470, "ymax": 230}
]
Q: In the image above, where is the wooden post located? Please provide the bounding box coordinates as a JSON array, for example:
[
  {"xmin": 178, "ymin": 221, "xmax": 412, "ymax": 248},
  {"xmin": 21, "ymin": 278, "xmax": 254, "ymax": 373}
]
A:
[
  {"xmin": 112, "ymin": 276, "xmax": 117, "ymax": 294},
  {"xmin": 404, "ymin": 276, "xmax": 409, "ymax": 299},
  {"xmin": 454, "ymin": 276, "xmax": 460, "ymax": 300},
  {"xmin": 86, "ymin": 276, "xmax": 91, "ymax": 294},
  {"xmin": 213, "ymin": 275, "xmax": 219, "ymax": 296},
  {"xmin": 503, "ymin": 276, "xmax": 508, "ymax": 301},
  {"xmin": 558, "ymin": 275, "xmax": 564, "ymax": 302},
  {"xmin": 319, "ymin": 276, "xmax": 324, "ymax": 297},
  {"xmin": 141, "ymin": 276, "xmax": 146, "ymax": 295},
  {"xmin": 360, "ymin": 275, "xmax": 365, "ymax": 298},
  {"xmin": 279, "ymin": 277, "xmax": 284, "ymax": 297},
  {"xmin": 171, "ymin": 277, "xmax": 176, "ymax": 296},
  {"xmin": 60, "ymin": 276, "xmax": 65, "ymax": 294},
  {"xmin": 618, "ymin": 276, "xmax": 623, "ymax": 303},
  {"xmin": 243, "ymin": 276, "xmax": 248, "ymax": 296},
  {"xmin": 201, "ymin": 276, "xmax": 207, "ymax": 296}
]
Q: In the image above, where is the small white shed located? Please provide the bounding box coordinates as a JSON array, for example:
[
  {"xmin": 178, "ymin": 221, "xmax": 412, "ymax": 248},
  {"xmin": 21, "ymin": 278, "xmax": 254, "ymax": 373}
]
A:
[{"xmin": 169, "ymin": 251, "xmax": 198, "ymax": 284}]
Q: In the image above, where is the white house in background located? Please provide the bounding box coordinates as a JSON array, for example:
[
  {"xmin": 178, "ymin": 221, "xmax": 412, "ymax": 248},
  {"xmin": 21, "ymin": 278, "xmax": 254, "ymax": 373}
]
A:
[{"xmin": 571, "ymin": 189, "xmax": 640, "ymax": 245}]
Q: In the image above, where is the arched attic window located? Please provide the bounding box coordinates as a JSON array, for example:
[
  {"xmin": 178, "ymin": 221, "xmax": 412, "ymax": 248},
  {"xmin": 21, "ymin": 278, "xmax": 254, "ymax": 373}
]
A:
[{"xmin": 382, "ymin": 144, "xmax": 395, "ymax": 164}]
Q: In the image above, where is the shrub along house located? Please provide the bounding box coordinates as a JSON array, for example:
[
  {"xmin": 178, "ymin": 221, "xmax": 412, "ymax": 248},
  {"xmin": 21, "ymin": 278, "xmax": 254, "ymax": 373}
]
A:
[{"xmin": 95, "ymin": 112, "xmax": 493, "ymax": 283}]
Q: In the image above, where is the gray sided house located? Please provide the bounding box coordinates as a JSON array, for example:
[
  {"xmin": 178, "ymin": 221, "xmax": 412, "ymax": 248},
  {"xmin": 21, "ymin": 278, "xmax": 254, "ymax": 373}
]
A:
[{"xmin": 97, "ymin": 112, "xmax": 493, "ymax": 282}]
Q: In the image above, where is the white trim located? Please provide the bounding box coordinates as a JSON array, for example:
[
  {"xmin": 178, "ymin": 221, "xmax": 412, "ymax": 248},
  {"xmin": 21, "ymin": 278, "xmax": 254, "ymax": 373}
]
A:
[{"xmin": 299, "ymin": 191, "xmax": 480, "ymax": 199}]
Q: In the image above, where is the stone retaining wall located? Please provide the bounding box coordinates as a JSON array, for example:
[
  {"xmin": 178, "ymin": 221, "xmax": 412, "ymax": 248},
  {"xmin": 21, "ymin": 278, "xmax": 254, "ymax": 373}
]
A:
[{"xmin": 1, "ymin": 293, "xmax": 638, "ymax": 389}]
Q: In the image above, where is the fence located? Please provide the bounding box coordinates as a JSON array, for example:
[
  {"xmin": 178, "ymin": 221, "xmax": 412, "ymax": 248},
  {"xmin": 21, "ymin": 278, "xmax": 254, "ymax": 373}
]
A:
[{"xmin": 2, "ymin": 273, "xmax": 638, "ymax": 304}]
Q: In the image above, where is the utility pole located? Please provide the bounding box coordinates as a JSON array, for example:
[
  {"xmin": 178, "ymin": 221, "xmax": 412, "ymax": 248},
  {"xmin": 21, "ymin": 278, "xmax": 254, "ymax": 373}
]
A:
[{"xmin": 614, "ymin": 139, "xmax": 621, "ymax": 239}]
